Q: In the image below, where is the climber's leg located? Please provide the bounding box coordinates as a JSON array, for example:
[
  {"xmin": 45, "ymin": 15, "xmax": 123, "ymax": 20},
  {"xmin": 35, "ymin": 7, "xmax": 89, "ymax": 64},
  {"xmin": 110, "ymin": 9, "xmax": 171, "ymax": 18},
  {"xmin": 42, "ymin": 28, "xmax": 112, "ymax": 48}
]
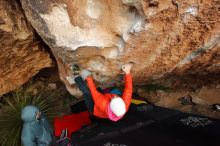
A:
[
  {"xmin": 71, "ymin": 64, "xmax": 94, "ymax": 113},
  {"xmin": 74, "ymin": 76, "xmax": 94, "ymax": 113}
]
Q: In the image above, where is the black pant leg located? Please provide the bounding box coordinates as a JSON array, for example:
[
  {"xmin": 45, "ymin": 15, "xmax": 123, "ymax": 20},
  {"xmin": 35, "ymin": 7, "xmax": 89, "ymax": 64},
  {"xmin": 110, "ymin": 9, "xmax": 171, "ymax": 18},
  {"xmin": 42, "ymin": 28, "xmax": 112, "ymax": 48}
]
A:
[{"xmin": 74, "ymin": 76, "xmax": 94, "ymax": 113}]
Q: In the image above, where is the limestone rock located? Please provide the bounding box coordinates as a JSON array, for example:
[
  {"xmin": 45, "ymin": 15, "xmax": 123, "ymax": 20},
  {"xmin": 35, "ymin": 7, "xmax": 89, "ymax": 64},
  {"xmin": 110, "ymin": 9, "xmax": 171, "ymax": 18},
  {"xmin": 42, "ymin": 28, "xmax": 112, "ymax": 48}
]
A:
[
  {"xmin": 137, "ymin": 88, "xmax": 160, "ymax": 103},
  {"xmin": 141, "ymin": 85, "xmax": 220, "ymax": 119},
  {"xmin": 19, "ymin": 0, "xmax": 220, "ymax": 96},
  {"xmin": 190, "ymin": 86, "xmax": 220, "ymax": 105},
  {"xmin": 154, "ymin": 91, "xmax": 189, "ymax": 108},
  {"xmin": 0, "ymin": 0, "xmax": 52, "ymax": 96},
  {"xmin": 47, "ymin": 83, "xmax": 57, "ymax": 90}
]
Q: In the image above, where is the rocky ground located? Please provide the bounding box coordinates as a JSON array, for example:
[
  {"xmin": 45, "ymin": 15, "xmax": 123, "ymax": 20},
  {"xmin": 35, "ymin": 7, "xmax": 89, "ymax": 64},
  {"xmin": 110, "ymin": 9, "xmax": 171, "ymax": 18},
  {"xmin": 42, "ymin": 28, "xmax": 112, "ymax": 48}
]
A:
[
  {"xmin": 31, "ymin": 67, "xmax": 83, "ymax": 114},
  {"xmin": 137, "ymin": 83, "xmax": 220, "ymax": 119}
]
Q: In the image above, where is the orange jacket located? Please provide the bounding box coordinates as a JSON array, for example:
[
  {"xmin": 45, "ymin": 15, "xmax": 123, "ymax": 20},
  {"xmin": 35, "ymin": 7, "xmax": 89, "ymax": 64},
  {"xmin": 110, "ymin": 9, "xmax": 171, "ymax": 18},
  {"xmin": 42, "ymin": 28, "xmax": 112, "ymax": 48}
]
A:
[{"xmin": 86, "ymin": 74, "xmax": 132, "ymax": 118}]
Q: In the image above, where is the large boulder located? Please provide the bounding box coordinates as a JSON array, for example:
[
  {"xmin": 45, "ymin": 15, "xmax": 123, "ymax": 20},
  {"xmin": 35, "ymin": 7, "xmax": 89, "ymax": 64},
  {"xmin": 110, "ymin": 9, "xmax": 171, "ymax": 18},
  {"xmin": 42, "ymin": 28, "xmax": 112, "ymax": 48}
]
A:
[
  {"xmin": 0, "ymin": 0, "xmax": 52, "ymax": 96},
  {"xmin": 19, "ymin": 0, "xmax": 220, "ymax": 96}
]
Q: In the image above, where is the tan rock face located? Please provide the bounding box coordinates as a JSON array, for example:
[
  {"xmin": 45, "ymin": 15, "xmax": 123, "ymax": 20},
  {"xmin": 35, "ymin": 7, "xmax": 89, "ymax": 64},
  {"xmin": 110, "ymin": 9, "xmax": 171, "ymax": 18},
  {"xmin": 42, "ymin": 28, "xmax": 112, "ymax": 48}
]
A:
[
  {"xmin": 0, "ymin": 0, "xmax": 52, "ymax": 96},
  {"xmin": 19, "ymin": 0, "xmax": 220, "ymax": 96},
  {"xmin": 147, "ymin": 85, "xmax": 220, "ymax": 119}
]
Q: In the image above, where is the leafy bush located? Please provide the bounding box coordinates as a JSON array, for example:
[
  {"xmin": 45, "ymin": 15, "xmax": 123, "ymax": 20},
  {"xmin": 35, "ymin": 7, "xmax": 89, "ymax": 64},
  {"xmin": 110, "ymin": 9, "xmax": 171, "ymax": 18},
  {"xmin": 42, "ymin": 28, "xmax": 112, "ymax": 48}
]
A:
[{"xmin": 0, "ymin": 84, "xmax": 65, "ymax": 146}]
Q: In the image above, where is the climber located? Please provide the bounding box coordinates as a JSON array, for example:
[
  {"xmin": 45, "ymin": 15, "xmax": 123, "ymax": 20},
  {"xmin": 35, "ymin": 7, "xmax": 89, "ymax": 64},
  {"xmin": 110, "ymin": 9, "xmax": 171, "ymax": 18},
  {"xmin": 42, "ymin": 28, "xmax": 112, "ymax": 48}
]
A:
[
  {"xmin": 66, "ymin": 63, "xmax": 133, "ymax": 121},
  {"xmin": 21, "ymin": 105, "xmax": 54, "ymax": 146}
]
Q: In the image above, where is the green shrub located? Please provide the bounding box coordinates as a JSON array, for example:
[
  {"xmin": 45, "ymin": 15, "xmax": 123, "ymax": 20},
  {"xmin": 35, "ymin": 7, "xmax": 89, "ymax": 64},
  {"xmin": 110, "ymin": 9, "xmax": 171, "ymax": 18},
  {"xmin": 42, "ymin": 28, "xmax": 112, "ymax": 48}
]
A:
[{"xmin": 0, "ymin": 84, "xmax": 65, "ymax": 146}]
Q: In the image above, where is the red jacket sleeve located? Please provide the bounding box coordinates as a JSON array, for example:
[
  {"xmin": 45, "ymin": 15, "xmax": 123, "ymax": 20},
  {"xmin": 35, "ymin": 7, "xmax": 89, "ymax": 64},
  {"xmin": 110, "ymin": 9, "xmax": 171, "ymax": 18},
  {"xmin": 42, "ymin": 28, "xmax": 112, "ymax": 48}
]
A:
[
  {"xmin": 86, "ymin": 77, "xmax": 109, "ymax": 112},
  {"xmin": 122, "ymin": 74, "xmax": 133, "ymax": 111}
]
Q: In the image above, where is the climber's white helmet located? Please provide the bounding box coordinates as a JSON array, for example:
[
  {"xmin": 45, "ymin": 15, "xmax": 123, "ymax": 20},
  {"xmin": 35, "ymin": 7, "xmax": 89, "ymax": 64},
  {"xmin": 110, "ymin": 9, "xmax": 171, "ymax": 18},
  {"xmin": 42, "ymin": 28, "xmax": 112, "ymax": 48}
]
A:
[{"xmin": 110, "ymin": 97, "xmax": 126, "ymax": 117}]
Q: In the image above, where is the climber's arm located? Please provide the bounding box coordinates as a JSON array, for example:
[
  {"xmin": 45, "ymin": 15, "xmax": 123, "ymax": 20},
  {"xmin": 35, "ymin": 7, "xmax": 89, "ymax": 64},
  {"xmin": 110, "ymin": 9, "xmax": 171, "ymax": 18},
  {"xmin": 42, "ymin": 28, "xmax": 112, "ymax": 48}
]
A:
[
  {"xmin": 121, "ymin": 74, "xmax": 133, "ymax": 110},
  {"xmin": 121, "ymin": 63, "xmax": 133, "ymax": 110}
]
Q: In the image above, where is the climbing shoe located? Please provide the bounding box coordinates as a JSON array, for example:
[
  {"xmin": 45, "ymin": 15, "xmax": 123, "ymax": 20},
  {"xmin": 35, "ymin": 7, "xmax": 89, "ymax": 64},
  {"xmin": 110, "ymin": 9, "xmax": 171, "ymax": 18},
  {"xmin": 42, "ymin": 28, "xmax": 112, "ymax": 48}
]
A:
[{"xmin": 71, "ymin": 64, "xmax": 80, "ymax": 76}]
